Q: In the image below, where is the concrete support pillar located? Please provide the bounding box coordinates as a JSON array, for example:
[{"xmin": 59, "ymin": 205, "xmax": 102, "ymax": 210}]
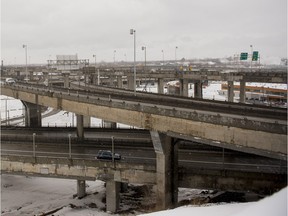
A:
[
  {"xmin": 117, "ymin": 76, "xmax": 123, "ymax": 88},
  {"xmin": 180, "ymin": 79, "xmax": 189, "ymax": 97},
  {"xmin": 76, "ymin": 114, "xmax": 84, "ymax": 139},
  {"xmin": 106, "ymin": 180, "xmax": 120, "ymax": 213},
  {"xmin": 22, "ymin": 101, "xmax": 42, "ymax": 127},
  {"xmin": 127, "ymin": 75, "xmax": 134, "ymax": 91},
  {"xmin": 109, "ymin": 75, "xmax": 115, "ymax": 87},
  {"xmin": 63, "ymin": 73, "xmax": 70, "ymax": 88},
  {"xmin": 83, "ymin": 116, "xmax": 91, "ymax": 128},
  {"xmin": 150, "ymin": 131, "xmax": 178, "ymax": 210},
  {"xmin": 240, "ymin": 80, "xmax": 246, "ymax": 103},
  {"xmin": 157, "ymin": 78, "xmax": 164, "ymax": 94},
  {"xmin": 29, "ymin": 71, "xmax": 34, "ymax": 81},
  {"xmin": 91, "ymin": 74, "xmax": 97, "ymax": 85},
  {"xmin": 227, "ymin": 81, "xmax": 234, "ymax": 102},
  {"xmin": 77, "ymin": 180, "xmax": 86, "ymax": 198},
  {"xmin": 102, "ymin": 120, "xmax": 117, "ymax": 128},
  {"xmin": 194, "ymin": 81, "xmax": 203, "ymax": 98}
]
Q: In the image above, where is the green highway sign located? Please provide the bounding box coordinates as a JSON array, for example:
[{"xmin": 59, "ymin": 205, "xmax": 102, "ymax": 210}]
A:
[
  {"xmin": 240, "ymin": 52, "xmax": 248, "ymax": 60},
  {"xmin": 252, "ymin": 51, "xmax": 259, "ymax": 61}
]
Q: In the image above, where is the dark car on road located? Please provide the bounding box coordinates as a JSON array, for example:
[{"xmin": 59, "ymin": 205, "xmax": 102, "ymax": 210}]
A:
[{"xmin": 96, "ymin": 150, "xmax": 121, "ymax": 161}]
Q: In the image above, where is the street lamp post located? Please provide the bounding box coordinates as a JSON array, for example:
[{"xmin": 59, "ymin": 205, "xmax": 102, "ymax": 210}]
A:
[
  {"xmin": 130, "ymin": 29, "xmax": 136, "ymax": 95},
  {"xmin": 142, "ymin": 46, "xmax": 146, "ymax": 72},
  {"xmin": 23, "ymin": 44, "xmax": 28, "ymax": 81},
  {"xmin": 175, "ymin": 46, "xmax": 178, "ymax": 62},
  {"xmin": 93, "ymin": 54, "xmax": 97, "ymax": 66},
  {"xmin": 250, "ymin": 45, "xmax": 253, "ymax": 72},
  {"xmin": 113, "ymin": 50, "xmax": 116, "ymax": 63},
  {"xmin": 93, "ymin": 54, "xmax": 99, "ymax": 85}
]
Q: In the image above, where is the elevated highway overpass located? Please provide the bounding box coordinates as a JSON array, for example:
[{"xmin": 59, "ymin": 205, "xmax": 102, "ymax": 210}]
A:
[
  {"xmin": 1, "ymin": 127, "xmax": 286, "ymax": 211},
  {"xmin": 1, "ymin": 82, "xmax": 286, "ymax": 159},
  {"xmin": 1, "ymin": 82, "xmax": 287, "ymax": 211}
]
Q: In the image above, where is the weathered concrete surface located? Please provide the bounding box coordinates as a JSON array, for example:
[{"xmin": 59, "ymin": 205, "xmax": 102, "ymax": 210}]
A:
[
  {"xmin": 1, "ymin": 156, "xmax": 156, "ymax": 184},
  {"xmin": 106, "ymin": 180, "xmax": 120, "ymax": 213},
  {"xmin": 2, "ymin": 155, "xmax": 286, "ymax": 193},
  {"xmin": 179, "ymin": 168, "xmax": 287, "ymax": 194},
  {"xmin": 151, "ymin": 132, "xmax": 178, "ymax": 210},
  {"xmin": 1, "ymin": 86, "xmax": 287, "ymax": 158}
]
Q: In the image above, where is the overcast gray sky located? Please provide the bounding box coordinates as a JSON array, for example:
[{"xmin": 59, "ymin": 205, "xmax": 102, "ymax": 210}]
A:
[{"xmin": 1, "ymin": 0, "xmax": 287, "ymax": 65}]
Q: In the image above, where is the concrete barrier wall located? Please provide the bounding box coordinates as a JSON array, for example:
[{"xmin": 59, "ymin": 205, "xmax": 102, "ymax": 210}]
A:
[{"xmin": 1, "ymin": 156, "xmax": 156, "ymax": 184}]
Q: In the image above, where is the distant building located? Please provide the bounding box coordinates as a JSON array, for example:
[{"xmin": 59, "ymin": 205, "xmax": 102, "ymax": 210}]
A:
[{"xmin": 48, "ymin": 55, "xmax": 89, "ymax": 72}]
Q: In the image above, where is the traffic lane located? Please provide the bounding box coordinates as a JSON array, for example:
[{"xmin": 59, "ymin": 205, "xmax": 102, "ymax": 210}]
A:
[{"xmin": 1, "ymin": 141, "xmax": 285, "ymax": 173}]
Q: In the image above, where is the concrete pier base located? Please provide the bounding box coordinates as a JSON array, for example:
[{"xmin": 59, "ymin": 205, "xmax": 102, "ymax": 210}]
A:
[
  {"xmin": 228, "ymin": 81, "xmax": 234, "ymax": 102},
  {"xmin": 240, "ymin": 80, "xmax": 246, "ymax": 103},
  {"xmin": 77, "ymin": 180, "xmax": 86, "ymax": 198},
  {"xmin": 194, "ymin": 81, "xmax": 203, "ymax": 98},
  {"xmin": 150, "ymin": 131, "xmax": 178, "ymax": 210},
  {"xmin": 158, "ymin": 78, "xmax": 164, "ymax": 94},
  {"xmin": 106, "ymin": 180, "xmax": 120, "ymax": 213},
  {"xmin": 76, "ymin": 114, "xmax": 84, "ymax": 139}
]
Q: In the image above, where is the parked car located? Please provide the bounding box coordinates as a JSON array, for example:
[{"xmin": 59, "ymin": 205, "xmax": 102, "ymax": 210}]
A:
[
  {"xmin": 5, "ymin": 78, "xmax": 16, "ymax": 85},
  {"xmin": 96, "ymin": 150, "xmax": 121, "ymax": 161}
]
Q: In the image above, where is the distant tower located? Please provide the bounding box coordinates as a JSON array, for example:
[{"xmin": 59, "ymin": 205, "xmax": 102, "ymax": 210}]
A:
[{"xmin": 1, "ymin": 60, "xmax": 3, "ymax": 76}]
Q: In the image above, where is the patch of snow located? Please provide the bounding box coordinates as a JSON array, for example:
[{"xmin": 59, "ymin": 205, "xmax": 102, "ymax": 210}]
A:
[{"xmin": 140, "ymin": 187, "xmax": 287, "ymax": 216}]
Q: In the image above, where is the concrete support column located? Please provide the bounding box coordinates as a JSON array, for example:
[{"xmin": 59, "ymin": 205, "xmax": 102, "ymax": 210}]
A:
[
  {"xmin": 106, "ymin": 180, "xmax": 120, "ymax": 213},
  {"xmin": 150, "ymin": 131, "xmax": 178, "ymax": 210},
  {"xmin": 227, "ymin": 81, "xmax": 234, "ymax": 102},
  {"xmin": 77, "ymin": 180, "xmax": 86, "ymax": 198},
  {"xmin": 127, "ymin": 75, "xmax": 134, "ymax": 90},
  {"xmin": 43, "ymin": 72, "xmax": 49, "ymax": 84},
  {"xmin": 109, "ymin": 75, "xmax": 115, "ymax": 87},
  {"xmin": 63, "ymin": 73, "xmax": 70, "ymax": 88},
  {"xmin": 76, "ymin": 114, "xmax": 84, "ymax": 139},
  {"xmin": 180, "ymin": 79, "xmax": 189, "ymax": 97},
  {"xmin": 22, "ymin": 101, "xmax": 42, "ymax": 127},
  {"xmin": 29, "ymin": 71, "xmax": 34, "ymax": 81},
  {"xmin": 194, "ymin": 81, "xmax": 203, "ymax": 98},
  {"xmin": 83, "ymin": 116, "xmax": 91, "ymax": 128},
  {"xmin": 117, "ymin": 76, "xmax": 123, "ymax": 88},
  {"xmin": 91, "ymin": 74, "xmax": 97, "ymax": 85},
  {"xmin": 157, "ymin": 78, "xmax": 164, "ymax": 94},
  {"xmin": 239, "ymin": 80, "xmax": 246, "ymax": 103}
]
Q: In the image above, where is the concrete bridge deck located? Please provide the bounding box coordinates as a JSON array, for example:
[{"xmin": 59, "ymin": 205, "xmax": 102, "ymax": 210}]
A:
[{"xmin": 1, "ymin": 82, "xmax": 286, "ymax": 160}]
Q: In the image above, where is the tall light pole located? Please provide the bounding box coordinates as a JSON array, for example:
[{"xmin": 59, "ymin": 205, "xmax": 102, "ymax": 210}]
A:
[
  {"xmin": 113, "ymin": 50, "xmax": 116, "ymax": 63},
  {"xmin": 93, "ymin": 54, "xmax": 99, "ymax": 85},
  {"xmin": 161, "ymin": 50, "xmax": 164, "ymax": 65},
  {"xmin": 142, "ymin": 46, "xmax": 146, "ymax": 72},
  {"xmin": 175, "ymin": 46, "xmax": 178, "ymax": 62},
  {"xmin": 23, "ymin": 44, "xmax": 28, "ymax": 81},
  {"xmin": 130, "ymin": 29, "xmax": 136, "ymax": 95},
  {"xmin": 250, "ymin": 45, "xmax": 253, "ymax": 71},
  {"xmin": 93, "ymin": 54, "xmax": 97, "ymax": 66}
]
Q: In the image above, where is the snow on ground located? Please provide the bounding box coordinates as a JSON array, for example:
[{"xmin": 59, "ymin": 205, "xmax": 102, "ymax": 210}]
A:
[
  {"xmin": 1, "ymin": 175, "xmax": 111, "ymax": 216},
  {"xmin": 1, "ymin": 174, "xmax": 287, "ymax": 216},
  {"xmin": 140, "ymin": 187, "xmax": 287, "ymax": 216}
]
